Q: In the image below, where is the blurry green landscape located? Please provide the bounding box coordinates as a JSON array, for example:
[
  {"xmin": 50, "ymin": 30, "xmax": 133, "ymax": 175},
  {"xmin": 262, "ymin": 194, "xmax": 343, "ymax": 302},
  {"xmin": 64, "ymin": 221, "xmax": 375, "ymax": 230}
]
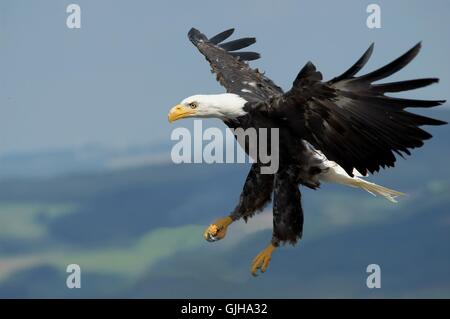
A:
[{"xmin": 0, "ymin": 112, "xmax": 449, "ymax": 298}]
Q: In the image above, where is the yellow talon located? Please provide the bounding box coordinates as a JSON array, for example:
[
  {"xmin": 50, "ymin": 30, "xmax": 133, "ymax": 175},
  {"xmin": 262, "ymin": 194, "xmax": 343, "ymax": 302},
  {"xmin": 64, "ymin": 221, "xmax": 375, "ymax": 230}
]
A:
[
  {"xmin": 251, "ymin": 244, "xmax": 276, "ymax": 276},
  {"xmin": 203, "ymin": 216, "xmax": 233, "ymax": 242},
  {"xmin": 209, "ymin": 224, "xmax": 219, "ymax": 235}
]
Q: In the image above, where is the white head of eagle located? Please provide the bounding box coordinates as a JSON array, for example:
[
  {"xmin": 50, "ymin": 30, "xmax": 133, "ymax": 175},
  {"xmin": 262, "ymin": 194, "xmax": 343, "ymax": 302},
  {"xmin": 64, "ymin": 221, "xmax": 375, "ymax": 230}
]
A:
[
  {"xmin": 165, "ymin": 27, "xmax": 446, "ymax": 276},
  {"xmin": 168, "ymin": 93, "xmax": 248, "ymax": 122}
]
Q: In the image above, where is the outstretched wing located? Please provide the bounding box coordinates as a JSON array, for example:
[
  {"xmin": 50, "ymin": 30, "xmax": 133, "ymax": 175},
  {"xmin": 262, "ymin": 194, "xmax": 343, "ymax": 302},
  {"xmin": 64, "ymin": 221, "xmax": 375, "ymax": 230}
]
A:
[
  {"xmin": 271, "ymin": 43, "xmax": 446, "ymax": 176},
  {"xmin": 188, "ymin": 28, "xmax": 283, "ymax": 101}
]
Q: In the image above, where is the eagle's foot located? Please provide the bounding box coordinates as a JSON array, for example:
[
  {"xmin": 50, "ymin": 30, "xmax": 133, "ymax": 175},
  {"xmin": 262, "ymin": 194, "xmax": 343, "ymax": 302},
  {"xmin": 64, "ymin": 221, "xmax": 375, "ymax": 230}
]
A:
[
  {"xmin": 251, "ymin": 243, "xmax": 276, "ymax": 276},
  {"xmin": 203, "ymin": 216, "xmax": 233, "ymax": 242}
]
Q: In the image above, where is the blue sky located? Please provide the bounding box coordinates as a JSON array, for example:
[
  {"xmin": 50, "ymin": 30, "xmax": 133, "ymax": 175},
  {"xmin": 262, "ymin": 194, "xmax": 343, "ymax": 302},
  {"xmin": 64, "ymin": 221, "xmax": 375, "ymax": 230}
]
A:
[{"xmin": 1, "ymin": 0, "xmax": 449, "ymax": 155}]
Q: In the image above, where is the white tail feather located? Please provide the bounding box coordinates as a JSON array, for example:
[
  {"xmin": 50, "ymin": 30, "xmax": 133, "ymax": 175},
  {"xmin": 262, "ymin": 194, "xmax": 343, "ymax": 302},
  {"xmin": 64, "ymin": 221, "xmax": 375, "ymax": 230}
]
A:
[
  {"xmin": 347, "ymin": 178, "xmax": 405, "ymax": 203},
  {"xmin": 319, "ymin": 161, "xmax": 406, "ymax": 203}
]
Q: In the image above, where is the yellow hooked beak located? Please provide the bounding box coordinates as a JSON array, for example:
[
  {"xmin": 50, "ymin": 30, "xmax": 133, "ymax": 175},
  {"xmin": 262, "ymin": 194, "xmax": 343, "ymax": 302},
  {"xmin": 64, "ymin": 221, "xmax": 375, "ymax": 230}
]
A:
[{"xmin": 168, "ymin": 104, "xmax": 196, "ymax": 123}]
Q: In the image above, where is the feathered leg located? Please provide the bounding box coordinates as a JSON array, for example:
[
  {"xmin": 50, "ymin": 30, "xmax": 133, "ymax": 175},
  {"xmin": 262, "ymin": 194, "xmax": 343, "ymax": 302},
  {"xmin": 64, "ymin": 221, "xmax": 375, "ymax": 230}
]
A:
[
  {"xmin": 204, "ymin": 162, "xmax": 274, "ymax": 242},
  {"xmin": 272, "ymin": 166, "xmax": 304, "ymax": 244},
  {"xmin": 251, "ymin": 165, "xmax": 304, "ymax": 276}
]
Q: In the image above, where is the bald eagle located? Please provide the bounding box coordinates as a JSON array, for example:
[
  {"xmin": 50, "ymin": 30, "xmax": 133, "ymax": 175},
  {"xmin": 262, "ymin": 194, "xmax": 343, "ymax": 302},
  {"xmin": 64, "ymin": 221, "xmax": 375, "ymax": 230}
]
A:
[{"xmin": 168, "ymin": 28, "xmax": 446, "ymax": 276}]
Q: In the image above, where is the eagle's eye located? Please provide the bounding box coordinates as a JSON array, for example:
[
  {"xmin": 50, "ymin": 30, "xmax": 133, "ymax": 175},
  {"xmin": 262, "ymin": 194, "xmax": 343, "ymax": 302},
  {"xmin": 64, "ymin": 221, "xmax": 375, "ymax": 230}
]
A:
[{"xmin": 188, "ymin": 102, "xmax": 198, "ymax": 109}]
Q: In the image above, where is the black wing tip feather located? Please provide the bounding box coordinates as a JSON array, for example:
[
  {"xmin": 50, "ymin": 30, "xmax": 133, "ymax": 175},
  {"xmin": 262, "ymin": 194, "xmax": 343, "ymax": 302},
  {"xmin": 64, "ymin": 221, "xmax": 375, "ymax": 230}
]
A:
[
  {"xmin": 331, "ymin": 43, "xmax": 375, "ymax": 82},
  {"xmin": 332, "ymin": 42, "xmax": 424, "ymax": 84},
  {"xmin": 188, "ymin": 27, "xmax": 208, "ymax": 44},
  {"xmin": 404, "ymin": 41, "xmax": 422, "ymax": 58},
  {"xmin": 372, "ymin": 77, "xmax": 440, "ymax": 93},
  {"xmin": 200, "ymin": 27, "xmax": 260, "ymax": 62},
  {"xmin": 209, "ymin": 28, "xmax": 235, "ymax": 44},
  {"xmin": 297, "ymin": 61, "xmax": 317, "ymax": 76},
  {"xmin": 230, "ymin": 51, "xmax": 261, "ymax": 61},
  {"xmin": 359, "ymin": 42, "xmax": 422, "ymax": 82},
  {"xmin": 292, "ymin": 61, "xmax": 323, "ymax": 85},
  {"xmin": 219, "ymin": 37, "xmax": 257, "ymax": 51},
  {"xmin": 433, "ymin": 119, "xmax": 448, "ymax": 126}
]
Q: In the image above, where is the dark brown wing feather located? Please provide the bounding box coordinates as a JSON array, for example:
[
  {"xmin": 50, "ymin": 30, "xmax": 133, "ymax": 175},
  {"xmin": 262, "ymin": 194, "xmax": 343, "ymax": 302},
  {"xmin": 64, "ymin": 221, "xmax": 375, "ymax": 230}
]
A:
[
  {"xmin": 272, "ymin": 43, "xmax": 446, "ymax": 176},
  {"xmin": 188, "ymin": 28, "xmax": 283, "ymax": 101}
]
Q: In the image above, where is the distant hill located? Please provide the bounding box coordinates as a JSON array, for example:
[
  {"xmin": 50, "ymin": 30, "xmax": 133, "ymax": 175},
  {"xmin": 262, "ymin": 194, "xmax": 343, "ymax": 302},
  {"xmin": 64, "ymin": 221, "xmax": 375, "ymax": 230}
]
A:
[{"xmin": 0, "ymin": 143, "xmax": 171, "ymax": 179}]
